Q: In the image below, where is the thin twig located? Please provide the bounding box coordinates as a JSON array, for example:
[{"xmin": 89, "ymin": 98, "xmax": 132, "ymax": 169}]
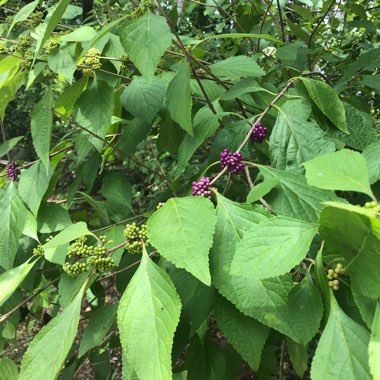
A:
[
  {"xmin": 0, "ymin": 277, "xmax": 59, "ymax": 324},
  {"xmin": 97, "ymin": 251, "xmax": 156, "ymax": 281},
  {"xmin": 257, "ymin": 0, "xmax": 274, "ymax": 50},
  {"xmin": 276, "ymin": 0, "xmax": 286, "ymax": 43},
  {"xmin": 307, "ymin": 0, "xmax": 336, "ymax": 70}
]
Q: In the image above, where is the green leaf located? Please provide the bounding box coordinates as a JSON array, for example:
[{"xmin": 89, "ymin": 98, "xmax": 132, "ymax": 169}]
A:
[
  {"xmin": 269, "ymin": 99, "xmax": 335, "ymax": 172},
  {"xmin": 299, "ymin": 78, "xmax": 348, "ymax": 133},
  {"xmin": 0, "ymin": 259, "xmax": 37, "ymax": 307},
  {"xmin": 117, "ymin": 251, "xmax": 181, "ymax": 380},
  {"xmin": 79, "ymin": 304, "xmax": 118, "ymax": 357},
  {"xmin": 214, "ymin": 295, "xmax": 269, "ymax": 371},
  {"xmin": 37, "ymin": 203, "xmax": 72, "ymax": 233},
  {"xmin": 19, "ymin": 282, "xmax": 87, "ymax": 380},
  {"xmin": 362, "ymin": 74, "xmax": 380, "ymax": 94},
  {"xmin": 176, "ymin": 104, "xmax": 222, "ymax": 177},
  {"xmin": 60, "ymin": 26, "xmax": 97, "ymax": 42},
  {"xmin": 58, "ymin": 272, "xmax": 88, "ymax": 308},
  {"xmin": 7, "ymin": 0, "xmax": 39, "ymax": 37},
  {"xmin": 287, "ymin": 275, "xmax": 323, "ymax": 344},
  {"xmin": 220, "ymin": 78, "xmax": 271, "ymax": 101},
  {"xmin": 119, "ymin": 11, "xmax": 172, "ymax": 79},
  {"xmin": 209, "ymin": 194, "xmax": 313, "ymax": 342},
  {"xmin": 78, "ymin": 192, "xmax": 110, "ymax": 224},
  {"xmin": 257, "ymin": 165, "xmax": 339, "ymax": 223},
  {"xmin": 0, "ymin": 136, "xmax": 23, "ymax": 158},
  {"xmin": 119, "ymin": 118, "xmax": 152, "ymax": 155},
  {"xmin": 369, "ymin": 302, "xmax": 380, "ymax": 380},
  {"xmin": 166, "ymin": 60, "xmax": 193, "ymax": 135},
  {"xmin": 32, "ymin": 0, "xmax": 71, "ymax": 62},
  {"xmin": 287, "ymin": 339, "xmax": 308, "ymax": 378},
  {"xmin": 47, "ymin": 47, "xmax": 76, "ymax": 84},
  {"xmin": 325, "ymin": 103, "xmax": 377, "ymax": 151},
  {"xmin": 246, "ymin": 177, "xmax": 279, "ymax": 203},
  {"xmin": 147, "ymin": 197, "xmax": 216, "ymax": 285},
  {"xmin": 304, "ymin": 149, "xmax": 374, "ymax": 198},
  {"xmin": 43, "ymin": 222, "xmax": 94, "ymax": 264},
  {"xmin": 362, "ymin": 142, "xmax": 380, "ymax": 184},
  {"xmin": 209, "ymin": 56, "xmax": 265, "ymax": 80},
  {"xmin": 231, "ymin": 216, "xmax": 317, "ymax": 279},
  {"xmin": 0, "ymin": 358, "xmax": 18, "ymax": 380},
  {"xmin": 0, "ymin": 69, "xmax": 25, "ymax": 121},
  {"xmin": 0, "ymin": 183, "xmax": 27, "ymax": 270},
  {"xmin": 55, "ymin": 76, "xmax": 88, "ymax": 117},
  {"xmin": 31, "ymin": 88, "xmax": 53, "ymax": 172},
  {"xmin": 311, "ymin": 295, "xmax": 371, "ymax": 380},
  {"xmin": 75, "ymin": 79, "xmax": 114, "ymax": 152},
  {"xmin": 319, "ymin": 202, "xmax": 380, "ymax": 299},
  {"xmin": 101, "ymin": 172, "xmax": 132, "ymax": 211},
  {"xmin": 120, "ymin": 76, "xmax": 165, "ymax": 122},
  {"xmin": 18, "ymin": 161, "xmax": 53, "ymax": 216},
  {"xmin": 122, "ymin": 352, "xmax": 139, "ymax": 380}
]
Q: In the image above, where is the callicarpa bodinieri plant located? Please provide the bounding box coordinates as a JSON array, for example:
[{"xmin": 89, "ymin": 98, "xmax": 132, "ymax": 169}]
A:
[{"xmin": 0, "ymin": 0, "xmax": 379, "ymax": 379}]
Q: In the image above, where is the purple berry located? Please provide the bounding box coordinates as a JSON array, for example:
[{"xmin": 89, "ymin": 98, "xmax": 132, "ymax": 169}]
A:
[
  {"xmin": 250, "ymin": 122, "xmax": 267, "ymax": 143},
  {"xmin": 192, "ymin": 176, "xmax": 211, "ymax": 198},
  {"xmin": 220, "ymin": 149, "xmax": 245, "ymax": 174},
  {"xmin": 6, "ymin": 162, "xmax": 20, "ymax": 181}
]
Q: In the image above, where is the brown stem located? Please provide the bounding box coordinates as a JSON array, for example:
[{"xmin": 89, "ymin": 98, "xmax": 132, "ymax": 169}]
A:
[{"xmin": 236, "ymin": 78, "xmax": 294, "ymax": 154}]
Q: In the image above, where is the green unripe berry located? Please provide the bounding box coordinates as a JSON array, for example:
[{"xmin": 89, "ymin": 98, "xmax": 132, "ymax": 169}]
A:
[
  {"xmin": 333, "ymin": 273, "xmax": 339, "ymax": 278},
  {"xmin": 0, "ymin": 41, "xmax": 8, "ymax": 54},
  {"xmin": 327, "ymin": 269, "xmax": 334, "ymax": 275},
  {"xmin": 328, "ymin": 281, "xmax": 334, "ymax": 287},
  {"xmin": 327, "ymin": 274, "xmax": 334, "ymax": 280},
  {"xmin": 332, "ymin": 285, "xmax": 339, "ymax": 291},
  {"xmin": 332, "ymin": 279, "xmax": 339, "ymax": 286}
]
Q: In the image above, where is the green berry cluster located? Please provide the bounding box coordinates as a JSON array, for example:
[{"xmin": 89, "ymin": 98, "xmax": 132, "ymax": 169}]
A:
[
  {"xmin": 63, "ymin": 235, "xmax": 115, "ymax": 277},
  {"xmin": 131, "ymin": 0, "xmax": 155, "ymax": 18},
  {"xmin": 0, "ymin": 41, "xmax": 8, "ymax": 54},
  {"xmin": 28, "ymin": 11, "xmax": 44, "ymax": 27},
  {"xmin": 364, "ymin": 201, "xmax": 380, "ymax": 213},
  {"xmin": 43, "ymin": 37, "xmax": 60, "ymax": 54},
  {"xmin": 33, "ymin": 245, "xmax": 44, "ymax": 257},
  {"xmin": 32, "ymin": 236, "xmax": 52, "ymax": 257},
  {"xmin": 327, "ymin": 263, "xmax": 344, "ymax": 291},
  {"xmin": 123, "ymin": 223, "xmax": 150, "ymax": 254},
  {"xmin": 155, "ymin": 58, "xmax": 167, "ymax": 74},
  {"xmin": 83, "ymin": 48, "xmax": 102, "ymax": 77},
  {"xmin": 15, "ymin": 35, "xmax": 32, "ymax": 54},
  {"xmin": 21, "ymin": 50, "xmax": 33, "ymax": 69},
  {"xmin": 195, "ymin": 68, "xmax": 206, "ymax": 76},
  {"xmin": 156, "ymin": 202, "xmax": 165, "ymax": 210}
]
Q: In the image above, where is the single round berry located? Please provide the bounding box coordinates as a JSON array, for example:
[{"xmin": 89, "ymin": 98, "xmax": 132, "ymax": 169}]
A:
[
  {"xmin": 328, "ymin": 281, "xmax": 334, "ymax": 287},
  {"xmin": 6, "ymin": 162, "xmax": 20, "ymax": 181},
  {"xmin": 192, "ymin": 176, "xmax": 211, "ymax": 198},
  {"xmin": 332, "ymin": 279, "xmax": 339, "ymax": 286},
  {"xmin": 332, "ymin": 285, "xmax": 339, "ymax": 291},
  {"xmin": 249, "ymin": 122, "xmax": 267, "ymax": 143},
  {"xmin": 220, "ymin": 149, "xmax": 245, "ymax": 174}
]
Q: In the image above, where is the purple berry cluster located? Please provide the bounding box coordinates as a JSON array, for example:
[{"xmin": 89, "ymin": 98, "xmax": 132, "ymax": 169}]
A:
[
  {"xmin": 250, "ymin": 122, "xmax": 267, "ymax": 143},
  {"xmin": 6, "ymin": 162, "xmax": 20, "ymax": 181},
  {"xmin": 192, "ymin": 176, "xmax": 211, "ymax": 198},
  {"xmin": 220, "ymin": 149, "xmax": 245, "ymax": 174}
]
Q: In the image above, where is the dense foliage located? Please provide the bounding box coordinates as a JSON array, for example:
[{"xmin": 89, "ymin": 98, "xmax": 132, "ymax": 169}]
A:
[{"xmin": 0, "ymin": 0, "xmax": 379, "ymax": 378}]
